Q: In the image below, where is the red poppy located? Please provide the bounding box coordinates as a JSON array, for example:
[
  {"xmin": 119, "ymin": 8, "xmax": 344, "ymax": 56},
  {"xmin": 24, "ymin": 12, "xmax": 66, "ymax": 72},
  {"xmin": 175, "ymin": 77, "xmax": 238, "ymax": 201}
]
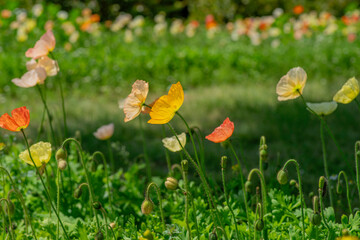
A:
[
  {"xmin": 205, "ymin": 117, "xmax": 234, "ymax": 143},
  {"xmin": 0, "ymin": 106, "xmax": 30, "ymax": 132},
  {"xmin": 293, "ymin": 5, "xmax": 304, "ymax": 15}
]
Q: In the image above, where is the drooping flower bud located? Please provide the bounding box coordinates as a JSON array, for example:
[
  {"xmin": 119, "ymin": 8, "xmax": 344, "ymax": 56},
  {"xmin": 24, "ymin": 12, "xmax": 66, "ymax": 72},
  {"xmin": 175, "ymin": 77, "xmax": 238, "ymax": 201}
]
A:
[
  {"xmin": 74, "ymin": 187, "xmax": 83, "ymax": 199},
  {"xmin": 165, "ymin": 177, "xmax": 178, "ymax": 190},
  {"xmin": 255, "ymin": 219, "xmax": 264, "ymax": 231},
  {"xmin": 181, "ymin": 160, "xmax": 188, "ymax": 172},
  {"xmin": 221, "ymin": 156, "xmax": 227, "ymax": 169},
  {"xmin": 55, "ymin": 148, "xmax": 67, "ymax": 161},
  {"xmin": 311, "ymin": 213, "xmax": 321, "ymax": 226},
  {"xmin": 312, "ymin": 196, "xmax": 319, "ymax": 214},
  {"xmin": 319, "ymin": 176, "xmax": 327, "ymax": 198},
  {"xmin": 143, "ymin": 230, "xmax": 154, "ymax": 240},
  {"xmin": 341, "ymin": 214, "xmax": 349, "ymax": 225},
  {"xmin": 290, "ymin": 179, "xmax": 298, "ymax": 188},
  {"xmin": 245, "ymin": 180, "xmax": 252, "ymax": 193},
  {"xmin": 141, "ymin": 199, "xmax": 154, "ymax": 215},
  {"xmin": 58, "ymin": 160, "xmax": 67, "ymax": 171},
  {"xmin": 277, "ymin": 169, "xmax": 288, "ymax": 185},
  {"xmin": 92, "ymin": 201, "xmax": 102, "ymax": 210}
]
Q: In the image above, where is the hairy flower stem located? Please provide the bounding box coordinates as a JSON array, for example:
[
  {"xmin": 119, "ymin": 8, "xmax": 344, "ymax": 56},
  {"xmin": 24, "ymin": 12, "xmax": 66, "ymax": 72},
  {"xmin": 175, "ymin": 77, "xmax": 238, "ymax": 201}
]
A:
[
  {"xmin": 162, "ymin": 126, "xmax": 172, "ymax": 175},
  {"xmin": 254, "ymin": 203, "xmax": 262, "ymax": 240},
  {"xmin": 337, "ymin": 171, "xmax": 352, "ymax": 214},
  {"xmin": 20, "ymin": 130, "xmax": 70, "ymax": 240},
  {"xmin": 221, "ymin": 160, "xmax": 240, "ymax": 240},
  {"xmin": 107, "ymin": 140, "xmax": 115, "ymax": 173},
  {"xmin": 0, "ymin": 167, "xmax": 37, "ymax": 239},
  {"xmin": 354, "ymin": 98, "xmax": 360, "ymax": 112},
  {"xmin": 228, "ymin": 142, "xmax": 250, "ymax": 224},
  {"xmin": 36, "ymin": 107, "xmax": 46, "ymax": 142},
  {"xmin": 145, "ymin": 182, "xmax": 165, "ymax": 230},
  {"xmin": 191, "ymin": 127, "xmax": 206, "ymax": 173},
  {"xmin": 318, "ymin": 177, "xmax": 331, "ymax": 231},
  {"xmin": 50, "ymin": 52, "xmax": 68, "ymax": 138},
  {"xmin": 56, "ymin": 166, "xmax": 60, "ymax": 240},
  {"xmin": 91, "ymin": 151, "xmax": 113, "ymax": 212},
  {"xmin": 320, "ymin": 120, "xmax": 334, "ymax": 209},
  {"xmin": 0, "ymin": 198, "xmax": 14, "ymax": 240},
  {"xmin": 281, "ymin": 159, "xmax": 305, "ymax": 240},
  {"xmin": 100, "ymin": 208, "xmax": 108, "ymax": 240},
  {"xmin": 44, "ymin": 167, "xmax": 52, "ymax": 216},
  {"xmin": 166, "ymin": 123, "xmax": 224, "ymax": 233},
  {"xmin": 139, "ymin": 116, "xmax": 151, "ymax": 180},
  {"xmin": 356, "ymin": 141, "xmax": 360, "ymax": 200},
  {"xmin": 61, "ymin": 138, "xmax": 100, "ymax": 231},
  {"xmin": 182, "ymin": 164, "xmax": 192, "ymax": 240}
]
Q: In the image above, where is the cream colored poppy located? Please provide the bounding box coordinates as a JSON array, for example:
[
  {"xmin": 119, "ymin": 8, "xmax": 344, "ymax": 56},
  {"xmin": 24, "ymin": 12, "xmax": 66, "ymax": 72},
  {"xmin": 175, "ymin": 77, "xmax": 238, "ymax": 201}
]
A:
[
  {"xmin": 123, "ymin": 80, "xmax": 149, "ymax": 122},
  {"xmin": 306, "ymin": 101, "xmax": 338, "ymax": 116},
  {"xmin": 333, "ymin": 77, "xmax": 359, "ymax": 104},
  {"xmin": 276, "ymin": 67, "xmax": 307, "ymax": 101},
  {"xmin": 26, "ymin": 56, "xmax": 59, "ymax": 76},
  {"xmin": 93, "ymin": 123, "xmax": 114, "ymax": 140},
  {"xmin": 25, "ymin": 30, "xmax": 56, "ymax": 59},
  {"xmin": 19, "ymin": 141, "xmax": 52, "ymax": 167},
  {"xmin": 162, "ymin": 132, "xmax": 186, "ymax": 152},
  {"xmin": 12, "ymin": 68, "xmax": 47, "ymax": 88}
]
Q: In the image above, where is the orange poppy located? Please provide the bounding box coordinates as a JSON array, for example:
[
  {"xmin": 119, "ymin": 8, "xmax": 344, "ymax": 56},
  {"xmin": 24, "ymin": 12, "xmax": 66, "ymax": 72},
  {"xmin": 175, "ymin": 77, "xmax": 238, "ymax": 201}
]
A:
[
  {"xmin": 293, "ymin": 5, "xmax": 304, "ymax": 15},
  {"xmin": 205, "ymin": 117, "xmax": 234, "ymax": 143},
  {"xmin": 0, "ymin": 106, "xmax": 30, "ymax": 132}
]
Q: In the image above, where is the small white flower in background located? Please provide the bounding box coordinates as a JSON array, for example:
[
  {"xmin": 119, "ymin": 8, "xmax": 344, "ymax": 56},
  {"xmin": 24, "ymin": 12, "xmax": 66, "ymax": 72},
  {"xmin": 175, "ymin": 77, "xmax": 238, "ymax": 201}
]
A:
[
  {"xmin": 94, "ymin": 123, "xmax": 114, "ymax": 140},
  {"xmin": 306, "ymin": 101, "xmax": 338, "ymax": 116},
  {"xmin": 162, "ymin": 132, "xmax": 186, "ymax": 152}
]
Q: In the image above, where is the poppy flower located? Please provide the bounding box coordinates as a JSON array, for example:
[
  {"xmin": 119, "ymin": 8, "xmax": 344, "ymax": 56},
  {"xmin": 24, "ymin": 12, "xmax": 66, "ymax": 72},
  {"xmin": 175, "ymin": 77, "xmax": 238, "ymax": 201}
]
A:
[
  {"xmin": 336, "ymin": 236, "xmax": 359, "ymax": 240},
  {"xmin": 25, "ymin": 30, "xmax": 56, "ymax": 59},
  {"xmin": 293, "ymin": 5, "xmax": 304, "ymax": 15},
  {"xmin": 276, "ymin": 67, "xmax": 307, "ymax": 101},
  {"xmin": 206, "ymin": 117, "xmax": 234, "ymax": 143},
  {"xmin": 26, "ymin": 56, "xmax": 59, "ymax": 76},
  {"xmin": 93, "ymin": 123, "xmax": 114, "ymax": 140},
  {"xmin": 0, "ymin": 106, "xmax": 30, "ymax": 132},
  {"xmin": 162, "ymin": 132, "xmax": 186, "ymax": 152},
  {"xmin": 306, "ymin": 101, "xmax": 338, "ymax": 116},
  {"xmin": 333, "ymin": 77, "xmax": 359, "ymax": 104},
  {"xmin": 12, "ymin": 68, "xmax": 47, "ymax": 88},
  {"xmin": 123, "ymin": 80, "xmax": 149, "ymax": 122},
  {"xmin": 148, "ymin": 82, "xmax": 184, "ymax": 124},
  {"xmin": 19, "ymin": 141, "xmax": 51, "ymax": 167}
]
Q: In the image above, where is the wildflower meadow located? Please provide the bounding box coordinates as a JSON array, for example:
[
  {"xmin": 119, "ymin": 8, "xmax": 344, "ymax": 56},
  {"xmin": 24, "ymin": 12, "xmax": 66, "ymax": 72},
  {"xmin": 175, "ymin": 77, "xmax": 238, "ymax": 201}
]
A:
[{"xmin": 1, "ymin": 1, "xmax": 360, "ymax": 239}]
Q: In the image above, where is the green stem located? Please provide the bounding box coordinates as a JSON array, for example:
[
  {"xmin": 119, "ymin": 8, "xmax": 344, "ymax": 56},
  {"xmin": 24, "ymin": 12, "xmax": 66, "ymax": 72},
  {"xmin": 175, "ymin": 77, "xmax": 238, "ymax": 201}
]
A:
[
  {"xmin": 56, "ymin": 165, "xmax": 60, "ymax": 240},
  {"xmin": 36, "ymin": 85, "xmax": 57, "ymax": 146},
  {"xmin": 247, "ymin": 169, "xmax": 267, "ymax": 215},
  {"xmin": 337, "ymin": 171, "xmax": 352, "ymax": 214},
  {"xmin": 61, "ymin": 138, "xmax": 100, "ymax": 231},
  {"xmin": 282, "ymin": 159, "xmax": 305, "ymax": 240},
  {"xmin": 228, "ymin": 141, "xmax": 250, "ymax": 224},
  {"xmin": 44, "ymin": 167, "xmax": 52, "ymax": 216},
  {"xmin": 21, "ymin": 130, "xmax": 70, "ymax": 240},
  {"xmin": 254, "ymin": 203, "xmax": 262, "ymax": 240},
  {"xmin": 182, "ymin": 165, "xmax": 192, "ymax": 240},
  {"xmin": 107, "ymin": 140, "xmax": 115, "ymax": 173},
  {"xmin": 320, "ymin": 120, "xmax": 334, "ymax": 209},
  {"xmin": 92, "ymin": 151, "xmax": 113, "ymax": 212},
  {"xmin": 162, "ymin": 126, "xmax": 172, "ymax": 175},
  {"xmin": 355, "ymin": 141, "xmax": 360, "ymax": 201},
  {"xmin": 319, "ymin": 177, "xmax": 331, "ymax": 231},
  {"xmin": 0, "ymin": 167, "xmax": 37, "ymax": 239},
  {"xmin": 192, "ymin": 127, "xmax": 206, "ymax": 173},
  {"xmin": 139, "ymin": 116, "xmax": 151, "ymax": 180},
  {"xmin": 354, "ymin": 98, "xmax": 360, "ymax": 112},
  {"xmin": 36, "ymin": 107, "xmax": 46, "ymax": 142},
  {"xmin": 0, "ymin": 198, "xmax": 15, "ymax": 240},
  {"xmin": 146, "ymin": 182, "xmax": 165, "ymax": 230},
  {"xmin": 100, "ymin": 208, "xmax": 108, "ymax": 240},
  {"xmin": 222, "ymin": 160, "xmax": 240, "ymax": 240}
]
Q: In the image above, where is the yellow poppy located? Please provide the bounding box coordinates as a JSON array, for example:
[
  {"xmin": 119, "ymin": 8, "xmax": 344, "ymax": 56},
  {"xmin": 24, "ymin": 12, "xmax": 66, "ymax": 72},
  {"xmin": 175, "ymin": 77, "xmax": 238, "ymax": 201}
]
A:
[
  {"xmin": 276, "ymin": 67, "xmax": 307, "ymax": 101},
  {"xmin": 0, "ymin": 143, "xmax": 5, "ymax": 151},
  {"xmin": 19, "ymin": 141, "xmax": 52, "ymax": 167},
  {"xmin": 333, "ymin": 77, "xmax": 359, "ymax": 104},
  {"xmin": 162, "ymin": 132, "xmax": 186, "ymax": 152},
  {"xmin": 306, "ymin": 101, "xmax": 337, "ymax": 116},
  {"xmin": 148, "ymin": 82, "xmax": 184, "ymax": 124},
  {"xmin": 336, "ymin": 237, "xmax": 359, "ymax": 240}
]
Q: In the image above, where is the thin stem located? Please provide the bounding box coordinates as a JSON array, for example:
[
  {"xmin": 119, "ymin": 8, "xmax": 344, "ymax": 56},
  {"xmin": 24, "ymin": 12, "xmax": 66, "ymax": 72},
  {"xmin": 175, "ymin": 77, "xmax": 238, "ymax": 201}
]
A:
[
  {"xmin": 100, "ymin": 208, "xmax": 108, "ymax": 240},
  {"xmin": 36, "ymin": 107, "xmax": 46, "ymax": 142},
  {"xmin": 319, "ymin": 178, "xmax": 331, "ymax": 231},
  {"xmin": 44, "ymin": 167, "xmax": 52, "ymax": 216},
  {"xmin": 247, "ymin": 169, "xmax": 267, "ymax": 215},
  {"xmin": 354, "ymin": 98, "xmax": 360, "ymax": 112},
  {"xmin": 222, "ymin": 162, "xmax": 240, "ymax": 240},
  {"xmin": 0, "ymin": 198, "xmax": 14, "ymax": 240},
  {"xmin": 36, "ymin": 85, "xmax": 57, "ymax": 146},
  {"xmin": 162, "ymin": 126, "xmax": 172, "ymax": 175},
  {"xmin": 139, "ymin": 116, "xmax": 151, "ymax": 180},
  {"xmin": 0, "ymin": 167, "xmax": 37, "ymax": 239},
  {"xmin": 146, "ymin": 182, "xmax": 165, "ymax": 230},
  {"xmin": 254, "ymin": 203, "xmax": 262, "ymax": 240},
  {"xmin": 21, "ymin": 130, "xmax": 70, "ymax": 240},
  {"xmin": 337, "ymin": 171, "xmax": 352, "ymax": 214},
  {"xmin": 107, "ymin": 140, "xmax": 115, "ymax": 173},
  {"xmin": 320, "ymin": 120, "xmax": 334, "ymax": 209},
  {"xmin": 182, "ymin": 165, "xmax": 192, "ymax": 240},
  {"xmin": 228, "ymin": 141, "xmax": 250, "ymax": 224},
  {"xmin": 282, "ymin": 159, "xmax": 305, "ymax": 240},
  {"xmin": 192, "ymin": 127, "xmax": 206, "ymax": 173},
  {"xmin": 355, "ymin": 141, "xmax": 360, "ymax": 201},
  {"xmin": 92, "ymin": 151, "xmax": 113, "ymax": 212},
  {"xmin": 188, "ymin": 192, "xmax": 200, "ymax": 239},
  {"xmin": 61, "ymin": 138, "xmax": 100, "ymax": 231},
  {"xmin": 56, "ymin": 166, "xmax": 60, "ymax": 240}
]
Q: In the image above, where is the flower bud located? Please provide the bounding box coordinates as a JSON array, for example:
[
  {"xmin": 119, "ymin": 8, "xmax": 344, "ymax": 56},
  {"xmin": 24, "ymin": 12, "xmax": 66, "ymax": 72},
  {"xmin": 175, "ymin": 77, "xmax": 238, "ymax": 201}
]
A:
[
  {"xmin": 255, "ymin": 219, "xmax": 264, "ymax": 231},
  {"xmin": 109, "ymin": 222, "xmax": 116, "ymax": 229},
  {"xmin": 58, "ymin": 160, "xmax": 67, "ymax": 171},
  {"xmin": 165, "ymin": 177, "xmax": 178, "ymax": 190},
  {"xmin": 341, "ymin": 214, "xmax": 349, "ymax": 225},
  {"xmin": 260, "ymin": 149, "xmax": 268, "ymax": 160},
  {"xmin": 221, "ymin": 156, "xmax": 227, "ymax": 169},
  {"xmin": 141, "ymin": 199, "xmax": 154, "ymax": 215},
  {"xmin": 92, "ymin": 201, "xmax": 102, "ymax": 210},
  {"xmin": 55, "ymin": 148, "xmax": 67, "ymax": 161},
  {"xmin": 74, "ymin": 188, "xmax": 83, "ymax": 199},
  {"xmin": 342, "ymin": 228, "xmax": 350, "ymax": 236},
  {"xmin": 277, "ymin": 169, "xmax": 288, "ymax": 185},
  {"xmin": 319, "ymin": 176, "xmax": 327, "ymax": 198},
  {"xmin": 143, "ymin": 230, "xmax": 154, "ymax": 240},
  {"xmin": 245, "ymin": 180, "xmax": 252, "ymax": 193},
  {"xmin": 290, "ymin": 179, "xmax": 298, "ymax": 188},
  {"xmin": 209, "ymin": 232, "xmax": 217, "ymax": 240},
  {"xmin": 312, "ymin": 196, "xmax": 319, "ymax": 214},
  {"xmin": 181, "ymin": 160, "xmax": 188, "ymax": 172},
  {"xmin": 311, "ymin": 213, "xmax": 321, "ymax": 226},
  {"xmin": 95, "ymin": 231, "xmax": 104, "ymax": 240}
]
